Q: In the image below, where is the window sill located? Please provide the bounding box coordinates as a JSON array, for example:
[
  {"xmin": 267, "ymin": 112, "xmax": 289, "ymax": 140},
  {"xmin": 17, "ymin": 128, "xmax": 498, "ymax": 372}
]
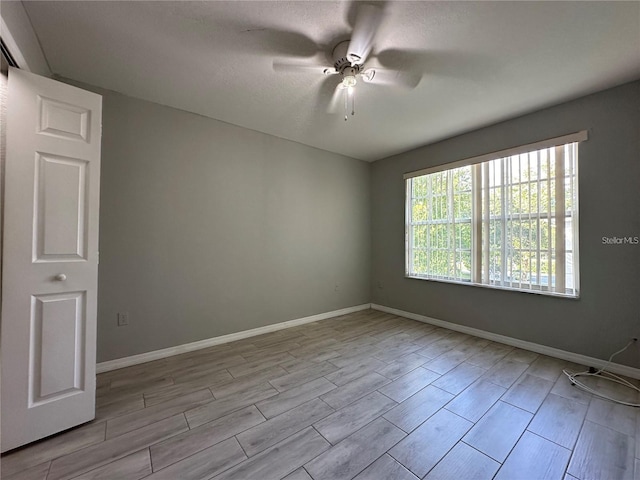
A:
[{"xmin": 405, "ymin": 274, "xmax": 580, "ymax": 299}]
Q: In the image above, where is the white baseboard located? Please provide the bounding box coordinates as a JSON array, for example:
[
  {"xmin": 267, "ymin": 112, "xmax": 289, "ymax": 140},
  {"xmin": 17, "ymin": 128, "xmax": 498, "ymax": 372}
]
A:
[
  {"xmin": 372, "ymin": 303, "xmax": 640, "ymax": 380},
  {"xmin": 97, "ymin": 303, "xmax": 372, "ymax": 373},
  {"xmin": 98, "ymin": 301, "xmax": 640, "ymax": 380}
]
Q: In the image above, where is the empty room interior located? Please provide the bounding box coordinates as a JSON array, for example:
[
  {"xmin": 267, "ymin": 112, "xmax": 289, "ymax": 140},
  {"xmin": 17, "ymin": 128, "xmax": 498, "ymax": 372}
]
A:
[{"xmin": 1, "ymin": 1, "xmax": 640, "ymax": 479}]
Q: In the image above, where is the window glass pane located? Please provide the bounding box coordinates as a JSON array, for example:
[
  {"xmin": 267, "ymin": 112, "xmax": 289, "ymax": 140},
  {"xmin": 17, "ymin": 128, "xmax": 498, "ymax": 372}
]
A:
[
  {"xmin": 413, "ymin": 176, "xmax": 427, "ymax": 198},
  {"xmin": 406, "ymin": 140, "xmax": 579, "ymax": 297},
  {"xmin": 412, "ymin": 199, "xmax": 427, "ymax": 222},
  {"xmin": 413, "ymin": 225, "xmax": 427, "ymax": 249}
]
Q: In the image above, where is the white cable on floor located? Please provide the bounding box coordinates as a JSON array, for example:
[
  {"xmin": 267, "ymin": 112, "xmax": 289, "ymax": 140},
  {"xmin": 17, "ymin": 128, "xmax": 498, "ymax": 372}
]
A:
[{"xmin": 562, "ymin": 338, "xmax": 640, "ymax": 407}]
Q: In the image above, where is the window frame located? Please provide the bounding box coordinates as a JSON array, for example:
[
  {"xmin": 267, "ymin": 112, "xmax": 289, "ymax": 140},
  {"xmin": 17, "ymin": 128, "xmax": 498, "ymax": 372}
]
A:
[{"xmin": 404, "ymin": 131, "xmax": 587, "ymax": 299}]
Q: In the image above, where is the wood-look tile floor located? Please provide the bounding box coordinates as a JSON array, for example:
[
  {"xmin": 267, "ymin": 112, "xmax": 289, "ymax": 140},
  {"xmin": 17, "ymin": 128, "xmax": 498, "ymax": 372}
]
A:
[{"xmin": 3, "ymin": 309, "xmax": 639, "ymax": 480}]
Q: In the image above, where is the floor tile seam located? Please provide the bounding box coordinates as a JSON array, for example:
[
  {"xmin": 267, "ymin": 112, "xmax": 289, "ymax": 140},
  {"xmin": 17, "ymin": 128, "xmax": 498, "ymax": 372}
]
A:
[
  {"xmin": 381, "ymin": 387, "xmax": 453, "ymax": 432},
  {"xmin": 68, "ymin": 447, "xmax": 151, "ymax": 480},
  {"xmin": 34, "ymin": 421, "xmax": 109, "ymax": 477},
  {"xmin": 498, "ymin": 391, "xmax": 548, "ymax": 415},
  {"xmin": 521, "ymin": 430, "xmax": 574, "ymax": 479},
  {"xmin": 484, "ymin": 361, "xmax": 532, "ymax": 390},
  {"xmin": 485, "ymin": 427, "xmax": 530, "ymax": 472},
  {"xmin": 210, "ymin": 379, "xmax": 280, "ymax": 401},
  {"xmin": 37, "ymin": 460, "xmax": 53, "ymax": 480},
  {"xmin": 238, "ymin": 399, "xmax": 338, "ymax": 455},
  {"xmin": 376, "ymin": 387, "xmax": 407, "ymax": 405},
  {"xmin": 167, "ymin": 364, "xmax": 241, "ymax": 385},
  {"xmin": 102, "ymin": 370, "xmax": 168, "ymax": 385},
  {"xmin": 457, "ymin": 439, "xmax": 505, "ymax": 466},
  {"xmin": 241, "ymin": 346, "xmax": 303, "ymax": 361},
  {"xmin": 314, "ymin": 396, "xmax": 338, "ymax": 416},
  {"xmin": 147, "ymin": 443, "xmax": 166, "ymax": 474},
  {"xmin": 306, "ymin": 420, "xmax": 407, "ymax": 478},
  {"xmin": 314, "ymin": 407, "xmax": 400, "ymax": 447},
  {"xmin": 138, "ymin": 386, "xmax": 214, "ymax": 410},
  {"xmin": 554, "ymin": 382, "xmax": 596, "ymax": 405},
  {"xmin": 153, "ymin": 407, "xmax": 269, "ymax": 470},
  {"xmin": 524, "ymin": 423, "xmax": 580, "ymax": 453},
  {"xmin": 284, "ymin": 349, "xmax": 336, "ymax": 361},
  {"xmin": 325, "ymin": 362, "xmax": 387, "ymax": 380},
  {"xmin": 496, "ymin": 399, "xmax": 538, "ymax": 420},
  {"xmin": 230, "ymin": 356, "xmax": 296, "ymax": 375},
  {"xmin": 104, "ymin": 394, "xmax": 215, "ymax": 439},
  {"xmin": 205, "ymin": 383, "xmax": 232, "ymax": 401},
  {"xmin": 441, "ymin": 375, "xmax": 496, "ymax": 406},
  {"xmin": 109, "ymin": 372, "xmax": 173, "ymax": 393},
  {"xmin": 386, "ymin": 430, "xmax": 461, "ymax": 479},
  {"xmin": 254, "ymin": 400, "xmax": 271, "ymax": 419},
  {"xmin": 441, "ymin": 399, "xmax": 490, "ymax": 425},
  {"xmin": 199, "ymin": 444, "xmax": 248, "ymax": 480},
  {"xmin": 232, "ymin": 434, "xmax": 251, "ymax": 463},
  {"xmin": 464, "ymin": 401, "xmax": 535, "ymax": 454},
  {"xmin": 523, "ymin": 429, "xmax": 573, "ymax": 454},
  {"xmin": 385, "ymin": 450, "xmax": 420, "ymax": 478},
  {"xmin": 319, "ymin": 378, "xmax": 391, "ymax": 414},
  {"xmin": 525, "ymin": 369, "xmax": 564, "ymax": 384},
  {"xmin": 499, "ymin": 371, "xmax": 558, "ymax": 410},
  {"xmin": 46, "ymin": 415, "xmax": 184, "ymax": 480},
  {"xmin": 300, "ymin": 426, "xmax": 338, "ymax": 471},
  {"xmin": 533, "ymin": 391, "xmax": 593, "ymax": 451},
  {"xmin": 377, "ymin": 373, "xmax": 442, "ymax": 404},
  {"xmin": 204, "ymin": 405, "xmax": 268, "ymax": 437},
  {"xmin": 466, "ymin": 355, "xmax": 508, "ymax": 370},
  {"xmin": 376, "ymin": 357, "xmax": 431, "ymax": 379},
  {"xmin": 585, "ymin": 400, "xmax": 638, "ymax": 437},
  {"xmin": 101, "ymin": 379, "xmax": 177, "ymax": 401},
  {"xmin": 301, "ymin": 466, "xmax": 314, "ymax": 480},
  {"xmin": 506, "ymin": 356, "xmax": 537, "ymax": 366},
  {"xmin": 574, "ymin": 394, "xmax": 637, "ymax": 443}
]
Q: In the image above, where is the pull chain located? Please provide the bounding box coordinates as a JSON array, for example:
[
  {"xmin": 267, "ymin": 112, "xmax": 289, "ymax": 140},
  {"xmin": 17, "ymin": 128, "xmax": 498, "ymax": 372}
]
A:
[
  {"xmin": 351, "ymin": 88, "xmax": 355, "ymax": 117},
  {"xmin": 344, "ymin": 87, "xmax": 356, "ymax": 121},
  {"xmin": 344, "ymin": 86, "xmax": 348, "ymax": 121}
]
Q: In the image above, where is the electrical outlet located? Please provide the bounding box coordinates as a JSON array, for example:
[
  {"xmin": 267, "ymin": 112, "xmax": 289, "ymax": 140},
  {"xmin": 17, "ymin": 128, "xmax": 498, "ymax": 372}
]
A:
[
  {"xmin": 117, "ymin": 312, "xmax": 129, "ymax": 326},
  {"xmin": 334, "ymin": 282, "xmax": 340, "ymax": 292}
]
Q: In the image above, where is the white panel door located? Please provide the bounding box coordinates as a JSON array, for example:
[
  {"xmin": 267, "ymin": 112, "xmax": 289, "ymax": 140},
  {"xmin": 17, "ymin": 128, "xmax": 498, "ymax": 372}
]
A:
[{"xmin": 1, "ymin": 67, "xmax": 102, "ymax": 452}]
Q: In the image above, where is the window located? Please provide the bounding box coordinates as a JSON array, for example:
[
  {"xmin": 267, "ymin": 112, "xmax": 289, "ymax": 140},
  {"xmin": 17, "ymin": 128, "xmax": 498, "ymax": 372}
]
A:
[{"xmin": 405, "ymin": 132, "xmax": 586, "ymax": 298}]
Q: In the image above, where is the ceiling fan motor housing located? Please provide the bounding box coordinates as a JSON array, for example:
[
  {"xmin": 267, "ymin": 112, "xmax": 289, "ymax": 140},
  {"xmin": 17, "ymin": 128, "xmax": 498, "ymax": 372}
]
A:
[{"xmin": 332, "ymin": 40, "xmax": 361, "ymax": 74}]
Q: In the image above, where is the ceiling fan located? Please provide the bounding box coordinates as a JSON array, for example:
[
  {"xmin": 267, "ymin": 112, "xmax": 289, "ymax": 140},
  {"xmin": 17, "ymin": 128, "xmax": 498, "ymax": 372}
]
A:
[{"xmin": 272, "ymin": 3, "xmax": 420, "ymax": 121}]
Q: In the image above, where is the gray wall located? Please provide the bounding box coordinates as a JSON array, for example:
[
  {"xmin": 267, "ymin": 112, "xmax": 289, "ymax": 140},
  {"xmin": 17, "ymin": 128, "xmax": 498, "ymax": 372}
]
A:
[
  {"xmin": 371, "ymin": 81, "xmax": 640, "ymax": 368},
  {"xmin": 94, "ymin": 89, "xmax": 370, "ymax": 362}
]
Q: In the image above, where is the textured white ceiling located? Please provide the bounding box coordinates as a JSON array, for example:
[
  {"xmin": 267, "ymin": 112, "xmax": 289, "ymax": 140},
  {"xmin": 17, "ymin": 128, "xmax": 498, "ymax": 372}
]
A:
[{"xmin": 23, "ymin": 1, "xmax": 640, "ymax": 161}]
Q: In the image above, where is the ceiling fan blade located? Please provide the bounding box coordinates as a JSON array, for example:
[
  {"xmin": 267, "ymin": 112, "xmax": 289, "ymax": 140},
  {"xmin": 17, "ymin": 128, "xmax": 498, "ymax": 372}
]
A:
[
  {"xmin": 361, "ymin": 68, "xmax": 421, "ymax": 89},
  {"xmin": 252, "ymin": 29, "xmax": 322, "ymax": 58},
  {"xmin": 327, "ymin": 83, "xmax": 346, "ymax": 114},
  {"xmin": 347, "ymin": 3, "xmax": 384, "ymax": 65},
  {"xmin": 231, "ymin": 22, "xmax": 324, "ymax": 58},
  {"xmin": 272, "ymin": 61, "xmax": 334, "ymax": 75},
  {"xmin": 374, "ymin": 48, "xmax": 502, "ymax": 80}
]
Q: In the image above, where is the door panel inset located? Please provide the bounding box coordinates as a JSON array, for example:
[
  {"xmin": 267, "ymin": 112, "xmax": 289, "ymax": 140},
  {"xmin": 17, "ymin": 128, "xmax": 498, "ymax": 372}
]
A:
[
  {"xmin": 38, "ymin": 96, "xmax": 90, "ymax": 143},
  {"xmin": 30, "ymin": 292, "xmax": 86, "ymax": 406},
  {"xmin": 33, "ymin": 153, "xmax": 88, "ymax": 262}
]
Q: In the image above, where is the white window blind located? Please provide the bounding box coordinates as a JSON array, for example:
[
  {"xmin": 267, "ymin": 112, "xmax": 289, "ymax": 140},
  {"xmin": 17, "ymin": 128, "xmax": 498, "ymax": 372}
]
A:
[{"xmin": 405, "ymin": 132, "xmax": 585, "ymax": 297}]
